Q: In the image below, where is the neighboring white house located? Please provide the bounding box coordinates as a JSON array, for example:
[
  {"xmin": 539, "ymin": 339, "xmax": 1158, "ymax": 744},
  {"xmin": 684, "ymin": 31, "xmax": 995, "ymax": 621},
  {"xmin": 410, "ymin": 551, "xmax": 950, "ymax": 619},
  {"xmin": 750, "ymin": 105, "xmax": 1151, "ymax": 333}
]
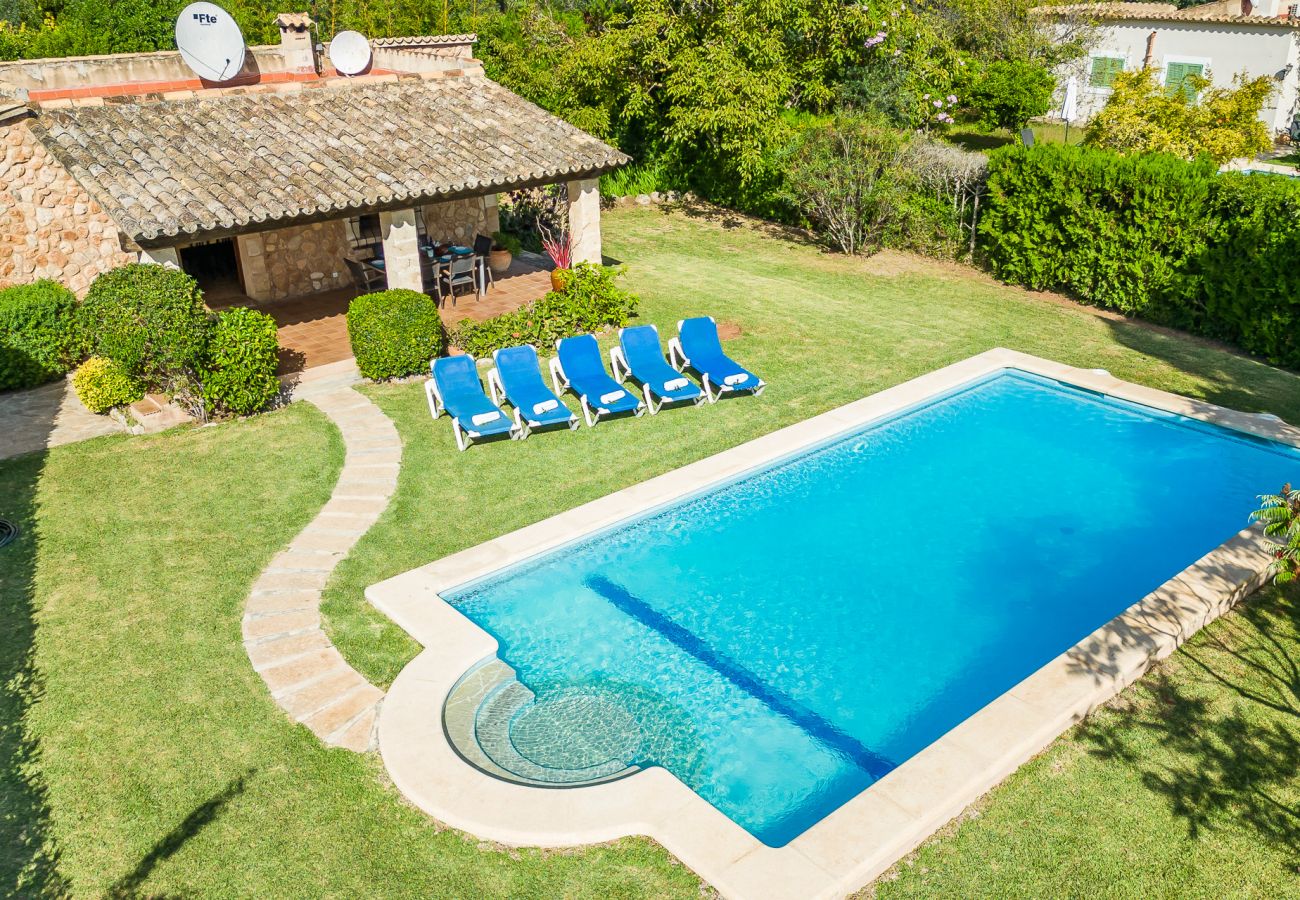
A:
[{"xmin": 1038, "ymin": 1, "xmax": 1300, "ymax": 133}]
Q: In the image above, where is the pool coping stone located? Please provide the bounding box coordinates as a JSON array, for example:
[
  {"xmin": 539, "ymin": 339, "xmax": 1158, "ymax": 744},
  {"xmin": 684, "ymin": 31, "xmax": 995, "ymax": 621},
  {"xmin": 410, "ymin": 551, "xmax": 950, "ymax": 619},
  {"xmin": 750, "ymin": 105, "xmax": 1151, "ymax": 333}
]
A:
[{"xmin": 366, "ymin": 348, "xmax": 1296, "ymax": 900}]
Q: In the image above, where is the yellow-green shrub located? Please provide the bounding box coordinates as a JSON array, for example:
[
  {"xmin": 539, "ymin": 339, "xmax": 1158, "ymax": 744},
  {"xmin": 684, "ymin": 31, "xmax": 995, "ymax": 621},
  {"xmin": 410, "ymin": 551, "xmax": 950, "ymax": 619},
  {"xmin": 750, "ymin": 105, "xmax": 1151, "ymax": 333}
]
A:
[{"xmin": 72, "ymin": 356, "xmax": 143, "ymax": 414}]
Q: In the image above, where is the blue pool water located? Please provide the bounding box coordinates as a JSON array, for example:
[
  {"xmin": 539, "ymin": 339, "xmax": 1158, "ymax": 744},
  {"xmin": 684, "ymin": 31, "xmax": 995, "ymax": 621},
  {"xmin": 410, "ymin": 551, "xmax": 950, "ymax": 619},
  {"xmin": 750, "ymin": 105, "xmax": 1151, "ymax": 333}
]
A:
[{"xmin": 448, "ymin": 370, "xmax": 1300, "ymax": 846}]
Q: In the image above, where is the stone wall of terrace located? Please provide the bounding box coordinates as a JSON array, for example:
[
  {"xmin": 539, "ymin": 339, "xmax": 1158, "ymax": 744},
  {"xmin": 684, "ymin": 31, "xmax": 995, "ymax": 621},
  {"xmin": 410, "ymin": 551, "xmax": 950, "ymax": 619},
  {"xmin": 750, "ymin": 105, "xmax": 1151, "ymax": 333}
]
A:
[
  {"xmin": 236, "ymin": 220, "xmax": 354, "ymax": 302},
  {"xmin": 0, "ymin": 119, "xmax": 133, "ymax": 294},
  {"xmin": 419, "ymin": 195, "xmax": 500, "ymax": 246}
]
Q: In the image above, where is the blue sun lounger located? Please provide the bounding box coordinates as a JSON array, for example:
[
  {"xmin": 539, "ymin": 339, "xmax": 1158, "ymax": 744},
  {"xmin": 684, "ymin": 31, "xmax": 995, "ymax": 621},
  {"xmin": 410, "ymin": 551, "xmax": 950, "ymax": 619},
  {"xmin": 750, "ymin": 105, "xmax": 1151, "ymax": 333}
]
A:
[
  {"xmin": 550, "ymin": 334, "xmax": 645, "ymax": 427},
  {"xmin": 425, "ymin": 355, "xmax": 518, "ymax": 452},
  {"xmin": 487, "ymin": 345, "xmax": 579, "ymax": 438},
  {"xmin": 610, "ymin": 324, "xmax": 704, "ymax": 415},
  {"xmin": 667, "ymin": 316, "xmax": 765, "ymax": 403}
]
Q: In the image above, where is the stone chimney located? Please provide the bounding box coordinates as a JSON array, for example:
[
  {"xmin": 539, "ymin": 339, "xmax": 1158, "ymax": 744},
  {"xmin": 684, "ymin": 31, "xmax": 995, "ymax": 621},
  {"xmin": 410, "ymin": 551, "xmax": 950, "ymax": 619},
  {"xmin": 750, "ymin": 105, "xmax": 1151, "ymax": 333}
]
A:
[{"xmin": 275, "ymin": 13, "xmax": 316, "ymax": 74}]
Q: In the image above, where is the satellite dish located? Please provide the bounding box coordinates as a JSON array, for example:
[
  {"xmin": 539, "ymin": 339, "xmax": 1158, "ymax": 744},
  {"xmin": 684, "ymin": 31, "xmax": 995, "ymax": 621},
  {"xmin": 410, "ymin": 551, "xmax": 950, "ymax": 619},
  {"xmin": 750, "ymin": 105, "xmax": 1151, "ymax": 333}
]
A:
[
  {"xmin": 175, "ymin": 2, "xmax": 247, "ymax": 83},
  {"xmin": 329, "ymin": 31, "xmax": 372, "ymax": 76}
]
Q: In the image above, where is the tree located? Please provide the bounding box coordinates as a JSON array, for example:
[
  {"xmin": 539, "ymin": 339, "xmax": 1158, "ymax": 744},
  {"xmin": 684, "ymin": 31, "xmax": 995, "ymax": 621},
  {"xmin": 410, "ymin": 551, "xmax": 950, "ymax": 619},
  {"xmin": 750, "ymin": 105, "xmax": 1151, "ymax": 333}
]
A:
[
  {"xmin": 1084, "ymin": 68, "xmax": 1273, "ymax": 163},
  {"xmin": 967, "ymin": 59, "xmax": 1054, "ymax": 132},
  {"xmin": 783, "ymin": 114, "xmax": 911, "ymax": 255}
]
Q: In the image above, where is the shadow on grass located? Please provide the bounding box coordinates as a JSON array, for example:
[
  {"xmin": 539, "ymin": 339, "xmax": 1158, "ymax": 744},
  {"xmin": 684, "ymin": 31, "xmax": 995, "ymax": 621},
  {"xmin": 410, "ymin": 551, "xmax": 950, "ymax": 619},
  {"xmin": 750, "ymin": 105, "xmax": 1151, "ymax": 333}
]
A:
[
  {"xmin": 0, "ymin": 365, "xmax": 71, "ymax": 895},
  {"xmin": 104, "ymin": 769, "xmax": 253, "ymax": 898},
  {"xmin": 1104, "ymin": 318, "xmax": 1300, "ymax": 421},
  {"xmin": 1075, "ymin": 583, "xmax": 1300, "ymax": 869}
]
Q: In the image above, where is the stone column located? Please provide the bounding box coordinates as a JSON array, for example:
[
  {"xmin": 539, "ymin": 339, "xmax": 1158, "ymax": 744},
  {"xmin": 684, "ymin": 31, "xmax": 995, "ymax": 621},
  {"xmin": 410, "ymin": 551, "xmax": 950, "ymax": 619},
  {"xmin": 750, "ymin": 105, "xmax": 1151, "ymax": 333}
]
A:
[
  {"xmin": 139, "ymin": 246, "xmax": 181, "ymax": 268},
  {"xmin": 566, "ymin": 178, "xmax": 602, "ymax": 265},
  {"xmin": 379, "ymin": 208, "xmax": 423, "ymax": 292},
  {"xmin": 235, "ymin": 233, "xmax": 274, "ymax": 302},
  {"xmin": 482, "ymin": 193, "xmax": 501, "ymax": 235}
]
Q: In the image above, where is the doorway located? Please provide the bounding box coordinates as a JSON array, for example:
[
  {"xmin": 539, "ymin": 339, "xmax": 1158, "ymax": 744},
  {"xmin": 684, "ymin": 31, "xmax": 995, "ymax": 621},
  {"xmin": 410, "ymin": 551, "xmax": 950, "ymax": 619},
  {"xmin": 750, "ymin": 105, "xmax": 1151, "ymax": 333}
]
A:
[{"xmin": 178, "ymin": 238, "xmax": 243, "ymax": 306}]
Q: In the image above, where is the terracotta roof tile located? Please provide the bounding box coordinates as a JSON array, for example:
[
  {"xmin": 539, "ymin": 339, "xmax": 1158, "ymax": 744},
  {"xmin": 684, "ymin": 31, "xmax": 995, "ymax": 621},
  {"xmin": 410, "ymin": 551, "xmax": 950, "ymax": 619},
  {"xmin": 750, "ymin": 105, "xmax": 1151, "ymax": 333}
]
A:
[
  {"xmin": 371, "ymin": 34, "xmax": 477, "ymax": 47},
  {"xmin": 30, "ymin": 73, "xmax": 627, "ymax": 244},
  {"xmin": 1038, "ymin": 2, "xmax": 1300, "ymax": 26}
]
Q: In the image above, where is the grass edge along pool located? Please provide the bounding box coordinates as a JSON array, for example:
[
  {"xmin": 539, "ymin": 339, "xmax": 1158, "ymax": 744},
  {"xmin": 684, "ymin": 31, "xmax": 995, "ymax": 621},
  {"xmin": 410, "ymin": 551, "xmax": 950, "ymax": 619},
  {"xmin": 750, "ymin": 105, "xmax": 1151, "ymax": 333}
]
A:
[{"xmin": 439, "ymin": 366, "xmax": 1300, "ymax": 842}]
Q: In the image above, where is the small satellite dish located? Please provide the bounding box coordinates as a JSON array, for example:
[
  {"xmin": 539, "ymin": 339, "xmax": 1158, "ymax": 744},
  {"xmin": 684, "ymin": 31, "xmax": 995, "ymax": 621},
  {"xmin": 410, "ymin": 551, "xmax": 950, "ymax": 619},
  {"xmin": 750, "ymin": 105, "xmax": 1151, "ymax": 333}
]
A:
[
  {"xmin": 329, "ymin": 31, "xmax": 372, "ymax": 76},
  {"xmin": 175, "ymin": 2, "xmax": 247, "ymax": 83}
]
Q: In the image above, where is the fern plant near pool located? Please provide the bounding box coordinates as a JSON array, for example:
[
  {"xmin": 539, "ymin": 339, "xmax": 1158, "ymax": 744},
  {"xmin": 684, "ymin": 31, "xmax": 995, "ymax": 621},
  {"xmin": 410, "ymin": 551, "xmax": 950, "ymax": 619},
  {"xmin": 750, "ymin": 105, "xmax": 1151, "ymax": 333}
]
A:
[{"xmin": 1251, "ymin": 484, "xmax": 1300, "ymax": 584}]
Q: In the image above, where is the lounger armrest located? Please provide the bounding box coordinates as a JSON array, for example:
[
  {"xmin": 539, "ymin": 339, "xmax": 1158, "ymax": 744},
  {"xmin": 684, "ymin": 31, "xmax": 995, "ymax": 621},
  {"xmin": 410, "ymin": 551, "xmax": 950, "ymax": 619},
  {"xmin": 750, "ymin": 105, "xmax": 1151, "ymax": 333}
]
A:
[
  {"xmin": 486, "ymin": 368, "xmax": 504, "ymax": 406},
  {"xmin": 667, "ymin": 337, "xmax": 688, "ymax": 370},
  {"xmin": 548, "ymin": 356, "xmax": 568, "ymax": 395},
  {"xmin": 609, "ymin": 346, "xmax": 629, "ymax": 382},
  {"xmin": 424, "ymin": 379, "xmax": 443, "ymax": 419}
]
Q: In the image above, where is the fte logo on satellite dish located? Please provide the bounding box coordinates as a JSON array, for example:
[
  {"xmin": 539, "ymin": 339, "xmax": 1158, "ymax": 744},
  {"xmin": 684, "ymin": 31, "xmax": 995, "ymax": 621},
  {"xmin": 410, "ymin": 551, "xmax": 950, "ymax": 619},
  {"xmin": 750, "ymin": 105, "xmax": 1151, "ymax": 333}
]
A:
[{"xmin": 175, "ymin": 2, "xmax": 246, "ymax": 82}]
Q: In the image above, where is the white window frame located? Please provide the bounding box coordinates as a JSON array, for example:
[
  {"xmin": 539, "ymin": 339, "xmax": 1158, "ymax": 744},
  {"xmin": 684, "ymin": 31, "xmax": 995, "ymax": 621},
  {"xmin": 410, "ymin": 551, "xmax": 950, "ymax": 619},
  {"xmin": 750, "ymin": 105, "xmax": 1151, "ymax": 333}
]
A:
[
  {"xmin": 1161, "ymin": 55, "xmax": 1212, "ymax": 99},
  {"xmin": 1087, "ymin": 51, "xmax": 1128, "ymax": 94}
]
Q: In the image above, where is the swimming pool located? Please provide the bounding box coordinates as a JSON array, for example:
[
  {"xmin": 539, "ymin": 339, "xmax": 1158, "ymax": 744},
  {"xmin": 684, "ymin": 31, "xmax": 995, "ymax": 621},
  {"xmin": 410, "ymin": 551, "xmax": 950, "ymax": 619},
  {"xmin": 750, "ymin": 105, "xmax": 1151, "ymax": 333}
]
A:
[{"xmin": 444, "ymin": 368, "xmax": 1300, "ymax": 847}]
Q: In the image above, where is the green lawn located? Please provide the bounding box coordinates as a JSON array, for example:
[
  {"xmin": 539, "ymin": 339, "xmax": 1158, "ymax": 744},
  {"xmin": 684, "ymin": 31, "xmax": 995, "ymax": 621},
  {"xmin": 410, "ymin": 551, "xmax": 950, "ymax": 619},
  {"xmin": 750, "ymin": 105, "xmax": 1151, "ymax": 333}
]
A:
[
  {"xmin": 4, "ymin": 205, "xmax": 1300, "ymax": 896},
  {"xmin": 0, "ymin": 403, "xmax": 698, "ymax": 897},
  {"xmin": 944, "ymin": 120, "xmax": 1084, "ymax": 153}
]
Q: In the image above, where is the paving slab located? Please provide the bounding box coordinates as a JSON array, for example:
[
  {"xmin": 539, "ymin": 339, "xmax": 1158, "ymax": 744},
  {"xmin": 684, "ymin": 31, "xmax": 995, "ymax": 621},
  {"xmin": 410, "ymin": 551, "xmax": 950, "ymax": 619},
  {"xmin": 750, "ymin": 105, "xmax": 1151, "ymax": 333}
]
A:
[
  {"xmin": 242, "ymin": 381, "xmax": 398, "ymax": 751},
  {"xmin": 0, "ymin": 376, "xmax": 126, "ymax": 461}
]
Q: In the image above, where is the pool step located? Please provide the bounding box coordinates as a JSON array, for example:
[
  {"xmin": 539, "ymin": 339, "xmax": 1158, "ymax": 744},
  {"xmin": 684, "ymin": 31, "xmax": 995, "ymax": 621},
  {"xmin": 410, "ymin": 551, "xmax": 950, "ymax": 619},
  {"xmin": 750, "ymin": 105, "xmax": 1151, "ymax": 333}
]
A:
[
  {"xmin": 444, "ymin": 659, "xmax": 636, "ymax": 787},
  {"xmin": 441, "ymin": 658, "xmax": 518, "ymax": 781}
]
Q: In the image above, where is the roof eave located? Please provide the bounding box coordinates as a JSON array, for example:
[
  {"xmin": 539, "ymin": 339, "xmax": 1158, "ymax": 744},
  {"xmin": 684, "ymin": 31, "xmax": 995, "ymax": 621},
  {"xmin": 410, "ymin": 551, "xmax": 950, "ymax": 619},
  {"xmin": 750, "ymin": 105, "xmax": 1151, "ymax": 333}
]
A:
[{"xmin": 130, "ymin": 160, "xmax": 630, "ymax": 248}]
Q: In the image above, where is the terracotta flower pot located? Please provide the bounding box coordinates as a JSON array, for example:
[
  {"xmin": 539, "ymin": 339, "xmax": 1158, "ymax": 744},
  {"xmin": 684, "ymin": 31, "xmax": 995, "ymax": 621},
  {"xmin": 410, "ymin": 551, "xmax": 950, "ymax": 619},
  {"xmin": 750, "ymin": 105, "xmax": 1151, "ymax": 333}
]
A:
[
  {"xmin": 488, "ymin": 249, "xmax": 512, "ymax": 275},
  {"xmin": 550, "ymin": 268, "xmax": 569, "ymax": 292}
]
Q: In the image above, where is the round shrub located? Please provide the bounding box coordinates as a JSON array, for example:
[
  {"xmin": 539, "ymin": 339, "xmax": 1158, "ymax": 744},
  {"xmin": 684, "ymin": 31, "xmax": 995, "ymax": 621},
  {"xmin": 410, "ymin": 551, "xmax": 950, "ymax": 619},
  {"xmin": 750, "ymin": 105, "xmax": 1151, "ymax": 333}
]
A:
[
  {"xmin": 80, "ymin": 263, "xmax": 210, "ymax": 393},
  {"xmin": 346, "ymin": 289, "xmax": 445, "ymax": 380},
  {"xmin": 0, "ymin": 279, "xmax": 83, "ymax": 391},
  {"xmin": 201, "ymin": 307, "xmax": 281, "ymax": 417},
  {"xmin": 72, "ymin": 357, "xmax": 143, "ymax": 414}
]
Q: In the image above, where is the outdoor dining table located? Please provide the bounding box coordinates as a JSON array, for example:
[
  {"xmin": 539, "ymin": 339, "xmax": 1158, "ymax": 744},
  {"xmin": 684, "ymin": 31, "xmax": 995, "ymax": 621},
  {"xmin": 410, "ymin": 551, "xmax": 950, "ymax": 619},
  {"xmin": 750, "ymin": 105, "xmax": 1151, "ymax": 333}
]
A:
[{"xmin": 361, "ymin": 245, "xmax": 487, "ymax": 299}]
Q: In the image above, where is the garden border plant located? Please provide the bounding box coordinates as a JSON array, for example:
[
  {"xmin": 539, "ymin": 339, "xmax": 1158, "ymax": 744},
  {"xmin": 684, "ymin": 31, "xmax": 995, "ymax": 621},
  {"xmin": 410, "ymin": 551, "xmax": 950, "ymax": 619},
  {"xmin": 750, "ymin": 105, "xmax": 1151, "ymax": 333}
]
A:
[
  {"xmin": 347, "ymin": 288, "xmax": 446, "ymax": 381},
  {"xmin": 978, "ymin": 142, "xmax": 1300, "ymax": 369},
  {"xmin": 451, "ymin": 262, "xmax": 639, "ymax": 358},
  {"xmin": 71, "ymin": 263, "xmax": 284, "ymax": 419},
  {"xmin": 0, "ymin": 279, "xmax": 83, "ymax": 391}
]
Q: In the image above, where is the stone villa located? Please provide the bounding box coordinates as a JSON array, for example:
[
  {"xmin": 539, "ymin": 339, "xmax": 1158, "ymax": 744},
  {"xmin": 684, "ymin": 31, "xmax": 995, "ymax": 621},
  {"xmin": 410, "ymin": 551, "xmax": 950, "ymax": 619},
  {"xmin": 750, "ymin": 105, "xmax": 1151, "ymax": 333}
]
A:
[{"xmin": 0, "ymin": 17, "xmax": 627, "ymax": 308}]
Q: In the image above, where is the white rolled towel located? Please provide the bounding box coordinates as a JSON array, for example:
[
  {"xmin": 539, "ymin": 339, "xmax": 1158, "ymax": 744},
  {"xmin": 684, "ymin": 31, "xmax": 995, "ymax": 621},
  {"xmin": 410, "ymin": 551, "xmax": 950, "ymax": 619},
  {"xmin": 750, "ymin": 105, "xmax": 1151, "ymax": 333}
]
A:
[
  {"xmin": 532, "ymin": 399, "xmax": 559, "ymax": 415},
  {"xmin": 599, "ymin": 389, "xmax": 627, "ymax": 404},
  {"xmin": 471, "ymin": 411, "xmax": 501, "ymax": 426},
  {"xmin": 663, "ymin": 377, "xmax": 689, "ymax": 391},
  {"xmin": 724, "ymin": 373, "xmax": 748, "ymax": 386}
]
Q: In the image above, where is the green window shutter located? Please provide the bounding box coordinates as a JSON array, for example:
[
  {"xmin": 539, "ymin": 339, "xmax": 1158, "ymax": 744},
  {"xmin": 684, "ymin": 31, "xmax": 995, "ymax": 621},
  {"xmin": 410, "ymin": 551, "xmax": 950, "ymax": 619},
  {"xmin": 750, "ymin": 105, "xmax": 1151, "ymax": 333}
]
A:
[
  {"xmin": 1089, "ymin": 56, "xmax": 1125, "ymax": 88},
  {"xmin": 1166, "ymin": 62, "xmax": 1205, "ymax": 101}
]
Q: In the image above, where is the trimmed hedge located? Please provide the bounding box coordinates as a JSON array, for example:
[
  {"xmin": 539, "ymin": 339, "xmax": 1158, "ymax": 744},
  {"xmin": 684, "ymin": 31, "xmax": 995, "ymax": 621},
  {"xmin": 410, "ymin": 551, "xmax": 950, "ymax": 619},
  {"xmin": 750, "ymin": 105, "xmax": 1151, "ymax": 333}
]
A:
[
  {"xmin": 72, "ymin": 357, "xmax": 143, "ymax": 413},
  {"xmin": 452, "ymin": 263, "xmax": 639, "ymax": 358},
  {"xmin": 978, "ymin": 144, "xmax": 1300, "ymax": 367},
  {"xmin": 80, "ymin": 264, "xmax": 210, "ymax": 395},
  {"xmin": 0, "ymin": 279, "xmax": 83, "ymax": 391},
  {"xmin": 202, "ymin": 307, "xmax": 281, "ymax": 416},
  {"xmin": 346, "ymin": 289, "xmax": 445, "ymax": 380}
]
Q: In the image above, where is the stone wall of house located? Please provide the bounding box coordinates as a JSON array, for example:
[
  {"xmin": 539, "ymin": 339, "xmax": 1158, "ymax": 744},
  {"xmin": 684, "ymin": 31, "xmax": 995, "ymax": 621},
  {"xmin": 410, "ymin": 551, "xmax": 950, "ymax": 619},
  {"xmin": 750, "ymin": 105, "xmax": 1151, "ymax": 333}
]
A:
[
  {"xmin": 419, "ymin": 194, "xmax": 499, "ymax": 245},
  {"xmin": 236, "ymin": 219, "xmax": 352, "ymax": 302},
  {"xmin": 0, "ymin": 119, "xmax": 134, "ymax": 294}
]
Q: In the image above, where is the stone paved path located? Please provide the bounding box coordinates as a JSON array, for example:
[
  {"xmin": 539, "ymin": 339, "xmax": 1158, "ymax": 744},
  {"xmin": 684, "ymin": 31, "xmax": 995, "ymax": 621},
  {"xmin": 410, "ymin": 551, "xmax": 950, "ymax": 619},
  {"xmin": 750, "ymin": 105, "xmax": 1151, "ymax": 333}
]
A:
[
  {"xmin": 242, "ymin": 360, "xmax": 396, "ymax": 751},
  {"xmin": 0, "ymin": 377, "xmax": 124, "ymax": 461}
]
